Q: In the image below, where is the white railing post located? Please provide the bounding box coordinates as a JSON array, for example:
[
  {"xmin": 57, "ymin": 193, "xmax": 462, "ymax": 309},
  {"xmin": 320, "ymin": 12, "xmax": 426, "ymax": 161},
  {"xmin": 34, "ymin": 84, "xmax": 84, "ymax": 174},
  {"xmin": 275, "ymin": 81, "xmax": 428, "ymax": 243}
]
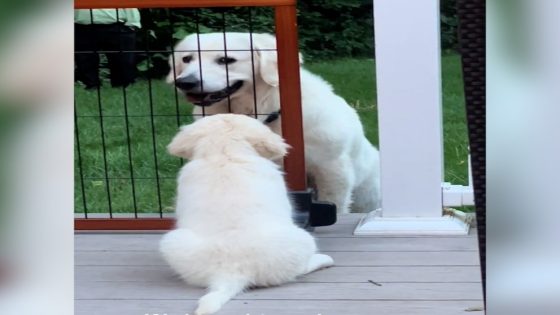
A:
[{"xmin": 354, "ymin": 0, "xmax": 469, "ymax": 235}]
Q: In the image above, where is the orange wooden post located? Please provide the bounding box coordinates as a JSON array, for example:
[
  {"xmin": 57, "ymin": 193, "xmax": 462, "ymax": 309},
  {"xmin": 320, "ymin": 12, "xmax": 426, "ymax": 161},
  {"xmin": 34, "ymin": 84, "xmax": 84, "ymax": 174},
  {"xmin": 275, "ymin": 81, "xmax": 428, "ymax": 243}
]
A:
[
  {"xmin": 274, "ymin": 4, "xmax": 307, "ymax": 191},
  {"xmin": 75, "ymin": 218, "xmax": 175, "ymax": 230}
]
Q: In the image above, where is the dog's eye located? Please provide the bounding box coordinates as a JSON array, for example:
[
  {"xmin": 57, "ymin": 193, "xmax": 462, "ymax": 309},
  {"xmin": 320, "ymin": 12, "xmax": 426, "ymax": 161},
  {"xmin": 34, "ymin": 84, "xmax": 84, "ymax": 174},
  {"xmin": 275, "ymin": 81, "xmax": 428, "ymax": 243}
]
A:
[
  {"xmin": 217, "ymin": 57, "xmax": 236, "ymax": 65},
  {"xmin": 182, "ymin": 55, "xmax": 193, "ymax": 63}
]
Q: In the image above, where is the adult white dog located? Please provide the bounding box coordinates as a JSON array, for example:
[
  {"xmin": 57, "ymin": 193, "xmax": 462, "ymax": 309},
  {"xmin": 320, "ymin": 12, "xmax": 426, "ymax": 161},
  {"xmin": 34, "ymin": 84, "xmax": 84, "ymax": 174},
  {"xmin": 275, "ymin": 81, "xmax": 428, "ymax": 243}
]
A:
[
  {"xmin": 167, "ymin": 32, "xmax": 380, "ymax": 213},
  {"xmin": 160, "ymin": 114, "xmax": 334, "ymax": 315}
]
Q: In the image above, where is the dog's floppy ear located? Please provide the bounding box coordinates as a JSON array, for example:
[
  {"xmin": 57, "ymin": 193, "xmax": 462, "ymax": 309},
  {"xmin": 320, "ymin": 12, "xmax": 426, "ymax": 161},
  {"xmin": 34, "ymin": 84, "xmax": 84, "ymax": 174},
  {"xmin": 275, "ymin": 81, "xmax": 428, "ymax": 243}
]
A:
[
  {"xmin": 253, "ymin": 34, "xmax": 304, "ymax": 86},
  {"xmin": 249, "ymin": 129, "xmax": 290, "ymax": 161},
  {"xmin": 167, "ymin": 124, "xmax": 199, "ymax": 159},
  {"xmin": 253, "ymin": 34, "xmax": 278, "ymax": 86},
  {"xmin": 253, "ymin": 34, "xmax": 279, "ymax": 86}
]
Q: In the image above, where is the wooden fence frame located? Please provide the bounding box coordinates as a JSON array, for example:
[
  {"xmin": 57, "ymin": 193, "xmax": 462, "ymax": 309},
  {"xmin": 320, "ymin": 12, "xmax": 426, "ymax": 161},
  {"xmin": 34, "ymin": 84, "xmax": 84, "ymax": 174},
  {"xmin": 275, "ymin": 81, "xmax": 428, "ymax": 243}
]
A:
[{"xmin": 74, "ymin": 0, "xmax": 305, "ymax": 230}]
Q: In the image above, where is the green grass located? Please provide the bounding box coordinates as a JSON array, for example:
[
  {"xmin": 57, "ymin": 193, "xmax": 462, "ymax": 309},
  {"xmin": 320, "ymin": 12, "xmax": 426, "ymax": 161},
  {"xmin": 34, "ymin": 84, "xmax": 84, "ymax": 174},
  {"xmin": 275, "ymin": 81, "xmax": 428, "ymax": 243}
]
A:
[{"xmin": 74, "ymin": 54, "xmax": 468, "ymax": 214}]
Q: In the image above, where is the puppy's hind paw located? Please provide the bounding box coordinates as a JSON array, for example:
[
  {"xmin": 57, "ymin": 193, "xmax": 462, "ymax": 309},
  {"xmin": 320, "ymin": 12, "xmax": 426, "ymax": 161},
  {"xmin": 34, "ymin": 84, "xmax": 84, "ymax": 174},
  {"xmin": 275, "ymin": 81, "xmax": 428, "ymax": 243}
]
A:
[{"xmin": 305, "ymin": 253, "xmax": 334, "ymax": 274}]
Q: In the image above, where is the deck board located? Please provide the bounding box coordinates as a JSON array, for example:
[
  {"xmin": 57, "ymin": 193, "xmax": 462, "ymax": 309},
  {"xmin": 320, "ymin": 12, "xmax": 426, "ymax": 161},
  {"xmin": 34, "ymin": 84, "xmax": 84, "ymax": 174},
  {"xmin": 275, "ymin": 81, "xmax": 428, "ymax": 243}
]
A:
[
  {"xmin": 76, "ymin": 300, "xmax": 484, "ymax": 315},
  {"xmin": 76, "ymin": 249, "xmax": 480, "ymax": 266},
  {"xmin": 76, "ymin": 265, "xmax": 481, "ymax": 283},
  {"xmin": 75, "ymin": 234, "xmax": 478, "ymax": 251},
  {"xmin": 76, "ymin": 281, "xmax": 483, "ymax": 300},
  {"xmin": 75, "ymin": 214, "xmax": 484, "ymax": 314}
]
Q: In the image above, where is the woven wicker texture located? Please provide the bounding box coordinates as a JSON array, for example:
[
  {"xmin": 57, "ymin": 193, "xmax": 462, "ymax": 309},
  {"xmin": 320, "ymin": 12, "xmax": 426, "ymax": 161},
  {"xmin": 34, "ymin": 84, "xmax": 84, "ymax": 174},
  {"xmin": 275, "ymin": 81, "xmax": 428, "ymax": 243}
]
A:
[{"xmin": 457, "ymin": 0, "xmax": 485, "ymax": 304}]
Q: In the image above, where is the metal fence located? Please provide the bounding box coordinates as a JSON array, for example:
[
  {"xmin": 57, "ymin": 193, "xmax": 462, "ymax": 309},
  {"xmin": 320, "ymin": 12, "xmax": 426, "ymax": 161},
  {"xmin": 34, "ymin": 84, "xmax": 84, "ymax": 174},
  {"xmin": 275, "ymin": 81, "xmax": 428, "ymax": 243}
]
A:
[{"xmin": 74, "ymin": 0, "xmax": 306, "ymax": 230}]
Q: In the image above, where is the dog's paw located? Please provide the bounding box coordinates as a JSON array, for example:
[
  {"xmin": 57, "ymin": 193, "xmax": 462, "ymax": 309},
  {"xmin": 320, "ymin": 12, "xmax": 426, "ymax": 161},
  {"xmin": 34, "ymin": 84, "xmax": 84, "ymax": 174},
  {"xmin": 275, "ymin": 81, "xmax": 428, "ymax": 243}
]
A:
[
  {"xmin": 305, "ymin": 253, "xmax": 335, "ymax": 274},
  {"xmin": 316, "ymin": 253, "xmax": 335, "ymax": 268}
]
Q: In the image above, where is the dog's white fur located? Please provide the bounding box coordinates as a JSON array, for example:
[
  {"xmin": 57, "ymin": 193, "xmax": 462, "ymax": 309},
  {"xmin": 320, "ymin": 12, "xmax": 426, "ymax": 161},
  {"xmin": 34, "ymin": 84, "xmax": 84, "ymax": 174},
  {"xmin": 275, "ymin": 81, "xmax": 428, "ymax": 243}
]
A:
[
  {"xmin": 168, "ymin": 33, "xmax": 380, "ymax": 213},
  {"xmin": 160, "ymin": 114, "xmax": 334, "ymax": 315}
]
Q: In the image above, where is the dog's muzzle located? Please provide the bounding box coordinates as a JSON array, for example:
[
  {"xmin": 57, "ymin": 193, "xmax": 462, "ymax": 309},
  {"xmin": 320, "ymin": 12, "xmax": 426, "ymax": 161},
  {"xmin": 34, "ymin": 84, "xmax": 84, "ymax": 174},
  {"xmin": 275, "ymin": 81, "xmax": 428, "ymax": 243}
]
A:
[{"xmin": 175, "ymin": 76, "xmax": 244, "ymax": 107}]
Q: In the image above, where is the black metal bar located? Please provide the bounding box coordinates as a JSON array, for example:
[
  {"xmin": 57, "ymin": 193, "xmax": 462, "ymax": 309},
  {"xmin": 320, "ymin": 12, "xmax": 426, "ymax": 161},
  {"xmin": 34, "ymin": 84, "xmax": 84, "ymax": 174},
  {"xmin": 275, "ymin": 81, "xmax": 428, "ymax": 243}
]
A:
[
  {"xmin": 115, "ymin": 8, "xmax": 139, "ymax": 218},
  {"xmin": 167, "ymin": 9, "xmax": 182, "ymax": 127},
  {"xmin": 167, "ymin": 9, "xmax": 184, "ymax": 167},
  {"xmin": 221, "ymin": 10, "xmax": 232, "ymax": 112},
  {"xmin": 74, "ymin": 102, "xmax": 89, "ymax": 219},
  {"xmin": 90, "ymin": 9, "xmax": 114, "ymax": 218},
  {"xmin": 194, "ymin": 9, "xmax": 206, "ymax": 117},
  {"xmin": 76, "ymin": 113, "xmax": 276, "ymax": 118},
  {"xmin": 248, "ymin": 7, "xmax": 259, "ymax": 118},
  {"xmin": 145, "ymin": 29, "xmax": 164, "ymax": 218},
  {"xmin": 75, "ymin": 48, "xmax": 277, "ymax": 54}
]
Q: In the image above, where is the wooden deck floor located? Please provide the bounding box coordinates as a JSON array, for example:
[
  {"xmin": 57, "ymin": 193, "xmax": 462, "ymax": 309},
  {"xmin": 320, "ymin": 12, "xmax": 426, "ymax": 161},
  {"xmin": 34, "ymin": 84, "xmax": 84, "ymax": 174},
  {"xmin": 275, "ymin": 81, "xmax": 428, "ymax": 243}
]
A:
[{"xmin": 75, "ymin": 214, "xmax": 484, "ymax": 315}]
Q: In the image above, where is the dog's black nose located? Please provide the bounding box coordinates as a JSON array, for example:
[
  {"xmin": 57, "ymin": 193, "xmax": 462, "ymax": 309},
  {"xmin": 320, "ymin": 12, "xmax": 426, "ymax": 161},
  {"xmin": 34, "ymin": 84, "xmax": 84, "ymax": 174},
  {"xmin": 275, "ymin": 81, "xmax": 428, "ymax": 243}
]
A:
[{"xmin": 175, "ymin": 75, "xmax": 200, "ymax": 90}]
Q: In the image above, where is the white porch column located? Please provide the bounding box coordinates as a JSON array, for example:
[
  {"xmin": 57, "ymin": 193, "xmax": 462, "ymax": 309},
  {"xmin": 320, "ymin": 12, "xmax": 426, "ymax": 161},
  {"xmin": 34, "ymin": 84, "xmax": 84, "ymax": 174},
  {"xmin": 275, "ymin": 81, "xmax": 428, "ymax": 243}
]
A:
[{"xmin": 354, "ymin": 0, "xmax": 469, "ymax": 235}]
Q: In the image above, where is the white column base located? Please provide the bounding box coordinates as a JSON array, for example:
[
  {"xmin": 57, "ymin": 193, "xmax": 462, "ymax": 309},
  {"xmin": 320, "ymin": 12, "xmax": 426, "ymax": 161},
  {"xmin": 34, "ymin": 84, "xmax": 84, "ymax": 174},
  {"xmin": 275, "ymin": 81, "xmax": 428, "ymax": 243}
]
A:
[{"xmin": 353, "ymin": 209, "xmax": 470, "ymax": 236}]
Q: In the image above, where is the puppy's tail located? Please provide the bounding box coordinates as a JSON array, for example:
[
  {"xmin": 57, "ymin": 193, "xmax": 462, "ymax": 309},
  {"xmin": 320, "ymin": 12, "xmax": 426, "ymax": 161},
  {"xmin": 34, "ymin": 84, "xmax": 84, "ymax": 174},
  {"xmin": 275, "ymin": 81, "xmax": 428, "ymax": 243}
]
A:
[{"xmin": 195, "ymin": 275, "xmax": 249, "ymax": 315}]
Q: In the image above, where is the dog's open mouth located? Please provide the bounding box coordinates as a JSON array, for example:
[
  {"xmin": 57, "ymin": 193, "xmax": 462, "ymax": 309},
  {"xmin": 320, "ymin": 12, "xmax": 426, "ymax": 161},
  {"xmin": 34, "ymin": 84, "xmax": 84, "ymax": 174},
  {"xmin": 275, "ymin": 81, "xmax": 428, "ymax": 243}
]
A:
[{"xmin": 186, "ymin": 81, "xmax": 244, "ymax": 107}]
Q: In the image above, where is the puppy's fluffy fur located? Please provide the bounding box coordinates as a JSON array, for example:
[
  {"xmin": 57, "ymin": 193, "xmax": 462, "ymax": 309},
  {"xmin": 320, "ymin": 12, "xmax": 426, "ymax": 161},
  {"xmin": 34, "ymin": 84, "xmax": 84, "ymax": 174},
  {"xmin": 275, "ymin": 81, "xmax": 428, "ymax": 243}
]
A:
[
  {"xmin": 160, "ymin": 114, "xmax": 334, "ymax": 315},
  {"xmin": 168, "ymin": 32, "xmax": 380, "ymax": 213}
]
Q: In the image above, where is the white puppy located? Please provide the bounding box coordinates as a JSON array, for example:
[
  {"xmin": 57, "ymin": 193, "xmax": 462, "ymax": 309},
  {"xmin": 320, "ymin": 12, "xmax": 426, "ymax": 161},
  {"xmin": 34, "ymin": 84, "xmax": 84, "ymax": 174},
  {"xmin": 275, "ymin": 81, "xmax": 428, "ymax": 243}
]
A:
[
  {"xmin": 167, "ymin": 32, "xmax": 380, "ymax": 213},
  {"xmin": 160, "ymin": 114, "xmax": 334, "ymax": 315}
]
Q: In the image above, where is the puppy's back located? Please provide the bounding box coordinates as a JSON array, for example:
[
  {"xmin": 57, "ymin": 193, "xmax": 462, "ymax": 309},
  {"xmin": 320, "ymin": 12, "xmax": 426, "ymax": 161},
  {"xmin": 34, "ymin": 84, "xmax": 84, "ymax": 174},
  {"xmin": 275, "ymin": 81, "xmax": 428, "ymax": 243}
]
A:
[{"xmin": 174, "ymin": 154, "xmax": 293, "ymax": 231}]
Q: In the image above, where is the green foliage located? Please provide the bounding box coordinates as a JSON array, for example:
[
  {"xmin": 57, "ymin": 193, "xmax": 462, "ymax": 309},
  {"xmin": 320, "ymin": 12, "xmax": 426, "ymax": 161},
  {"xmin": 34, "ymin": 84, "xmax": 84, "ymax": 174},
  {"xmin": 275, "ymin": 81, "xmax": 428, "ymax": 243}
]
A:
[
  {"xmin": 134, "ymin": 1, "xmax": 459, "ymax": 76},
  {"xmin": 441, "ymin": 0, "xmax": 460, "ymax": 51},
  {"xmin": 296, "ymin": 0, "xmax": 374, "ymax": 60}
]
